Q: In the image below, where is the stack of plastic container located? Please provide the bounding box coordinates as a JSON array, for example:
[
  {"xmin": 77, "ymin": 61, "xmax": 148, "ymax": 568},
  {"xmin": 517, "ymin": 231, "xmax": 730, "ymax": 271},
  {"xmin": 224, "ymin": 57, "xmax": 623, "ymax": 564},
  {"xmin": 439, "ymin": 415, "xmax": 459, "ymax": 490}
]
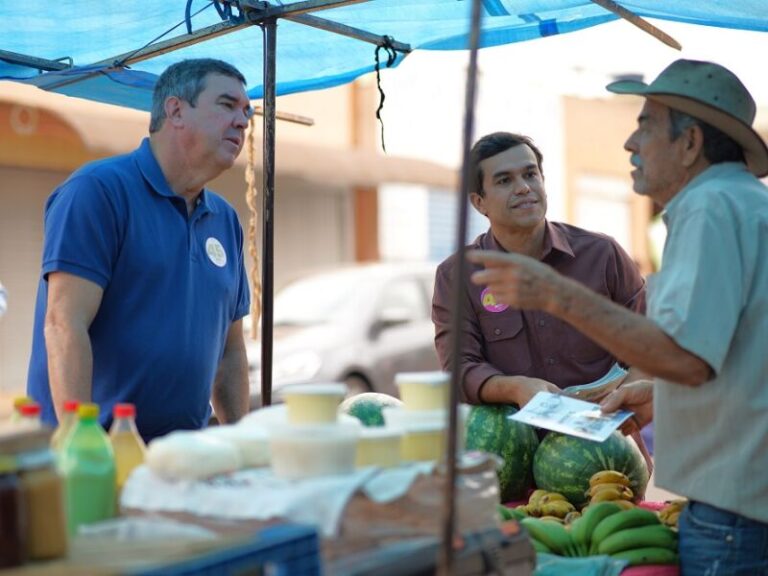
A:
[
  {"xmin": 268, "ymin": 383, "xmax": 360, "ymax": 480},
  {"xmin": 384, "ymin": 371, "xmax": 470, "ymax": 462},
  {"xmin": 354, "ymin": 424, "xmax": 403, "ymax": 469}
]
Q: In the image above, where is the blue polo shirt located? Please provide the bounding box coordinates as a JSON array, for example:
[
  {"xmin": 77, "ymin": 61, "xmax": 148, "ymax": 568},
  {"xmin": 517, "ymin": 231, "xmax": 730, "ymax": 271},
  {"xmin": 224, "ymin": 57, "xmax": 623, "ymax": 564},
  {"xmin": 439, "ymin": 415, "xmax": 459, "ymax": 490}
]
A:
[{"xmin": 27, "ymin": 138, "xmax": 250, "ymax": 442}]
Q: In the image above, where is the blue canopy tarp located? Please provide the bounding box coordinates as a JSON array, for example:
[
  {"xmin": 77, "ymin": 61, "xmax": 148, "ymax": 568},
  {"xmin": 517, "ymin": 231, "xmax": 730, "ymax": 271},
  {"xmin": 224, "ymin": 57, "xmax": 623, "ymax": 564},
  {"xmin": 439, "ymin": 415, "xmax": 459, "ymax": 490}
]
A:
[{"xmin": 2, "ymin": 1, "xmax": 768, "ymax": 110}]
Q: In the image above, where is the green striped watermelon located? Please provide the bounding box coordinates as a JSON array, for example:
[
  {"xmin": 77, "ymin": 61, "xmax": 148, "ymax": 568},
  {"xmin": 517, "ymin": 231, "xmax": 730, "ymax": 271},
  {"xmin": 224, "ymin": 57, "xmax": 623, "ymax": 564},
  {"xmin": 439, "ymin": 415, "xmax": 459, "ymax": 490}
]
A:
[
  {"xmin": 339, "ymin": 392, "xmax": 403, "ymax": 427},
  {"xmin": 465, "ymin": 405, "xmax": 539, "ymax": 502},
  {"xmin": 533, "ymin": 431, "xmax": 650, "ymax": 508}
]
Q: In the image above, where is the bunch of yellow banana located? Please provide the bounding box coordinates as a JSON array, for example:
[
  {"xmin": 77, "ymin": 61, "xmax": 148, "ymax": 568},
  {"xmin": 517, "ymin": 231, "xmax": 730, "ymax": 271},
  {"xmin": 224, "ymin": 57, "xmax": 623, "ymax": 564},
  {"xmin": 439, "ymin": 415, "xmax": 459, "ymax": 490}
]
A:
[
  {"xmin": 658, "ymin": 499, "xmax": 687, "ymax": 528},
  {"xmin": 584, "ymin": 469, "xmax": 636, "ymax": 508},
  {"xmin": 523, "ymin": 489, "xmax": 576, "ymax": 521}
]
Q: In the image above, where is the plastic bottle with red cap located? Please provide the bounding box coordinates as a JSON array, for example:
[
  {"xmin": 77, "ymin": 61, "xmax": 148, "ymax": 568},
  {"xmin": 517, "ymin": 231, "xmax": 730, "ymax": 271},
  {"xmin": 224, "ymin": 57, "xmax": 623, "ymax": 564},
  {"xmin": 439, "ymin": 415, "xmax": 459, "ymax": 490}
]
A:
[
  {"xmin": 9, "ymin": 396, "xmax": 32, "ymax": 424},
  {"xmin": 51, "ymin": 400, "xmax": 79, "ymax": 454},
  {"xmin": 108, "ymin": 403, "xmax": 146, "ymax": 496},
  {"xmin": 17, "ymin": 402, "xmax": 42, "ymax": 428}
]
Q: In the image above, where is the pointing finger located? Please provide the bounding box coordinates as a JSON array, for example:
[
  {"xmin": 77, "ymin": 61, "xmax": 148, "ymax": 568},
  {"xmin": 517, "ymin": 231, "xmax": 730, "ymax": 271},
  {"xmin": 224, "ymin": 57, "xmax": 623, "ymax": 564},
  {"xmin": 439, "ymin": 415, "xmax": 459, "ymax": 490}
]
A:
[{"xmin": 466, "ymin": 249, "xmax": 517, "ymax": 267}]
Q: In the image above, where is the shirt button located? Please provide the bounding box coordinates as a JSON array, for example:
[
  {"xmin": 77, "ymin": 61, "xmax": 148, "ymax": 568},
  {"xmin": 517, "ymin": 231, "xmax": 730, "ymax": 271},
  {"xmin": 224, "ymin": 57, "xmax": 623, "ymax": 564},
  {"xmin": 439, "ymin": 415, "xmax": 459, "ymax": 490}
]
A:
[
  {"xmin": 538, "ymin": 319, "xmax": 546, "ymax": 327},
  {"xmin": 493, "ymin": 328, "xmax": 502, "ymax": 336},
  {"xmin": 546, "ymin": 358, "xmax": 556, "ymax": 365},
  {"xmin": 725, "ymin": 534, "xmax": 734, "ymax": 542}
]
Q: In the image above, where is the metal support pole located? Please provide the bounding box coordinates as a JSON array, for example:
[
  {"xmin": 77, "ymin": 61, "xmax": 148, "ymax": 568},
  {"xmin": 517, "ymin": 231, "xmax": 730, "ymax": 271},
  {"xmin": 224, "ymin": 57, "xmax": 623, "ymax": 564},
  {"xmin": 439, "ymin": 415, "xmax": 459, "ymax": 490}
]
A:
[
  {"xmin": 438, "ymin": 0, "xmax": 482, "ymax": 573},
  {"xmin": 260, "ymin": 17, "xmax": 278, "ymax": 406}
]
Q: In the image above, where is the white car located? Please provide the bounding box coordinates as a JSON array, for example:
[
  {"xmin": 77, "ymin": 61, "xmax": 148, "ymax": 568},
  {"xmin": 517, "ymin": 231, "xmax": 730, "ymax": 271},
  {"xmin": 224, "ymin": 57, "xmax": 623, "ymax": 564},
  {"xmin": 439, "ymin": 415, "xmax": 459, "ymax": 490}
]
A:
[{"xmin": 245, "ymin": 262, "xmax": 441, "ymax": 408}]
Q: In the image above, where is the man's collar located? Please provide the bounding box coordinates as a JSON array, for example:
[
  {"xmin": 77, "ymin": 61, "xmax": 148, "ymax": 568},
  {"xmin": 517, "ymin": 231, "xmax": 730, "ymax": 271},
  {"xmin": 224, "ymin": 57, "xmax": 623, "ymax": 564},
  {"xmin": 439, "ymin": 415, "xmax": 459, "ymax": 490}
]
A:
[
  {"xmin": 663, "ymin": 162, "xmax": 747, "ymax": 223},
  {"xmin": 544, "ymin": 220, "xmax": 575, "ymax": 258},
  {"xmin": 484, "ymin": 220, "xmax": 574, "ymax": 259},
  {"xmin": 135, "ymin": 138, "xmax": 216, "ymax": 213}
]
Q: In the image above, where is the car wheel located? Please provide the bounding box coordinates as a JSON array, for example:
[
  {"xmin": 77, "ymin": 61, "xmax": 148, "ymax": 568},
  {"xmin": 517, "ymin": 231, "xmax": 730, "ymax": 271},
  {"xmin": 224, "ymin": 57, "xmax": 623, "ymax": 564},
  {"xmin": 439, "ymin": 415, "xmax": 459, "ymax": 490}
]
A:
[{"xmin": 344, "ymin": 375, "xmax": 372, "ymax": 398}]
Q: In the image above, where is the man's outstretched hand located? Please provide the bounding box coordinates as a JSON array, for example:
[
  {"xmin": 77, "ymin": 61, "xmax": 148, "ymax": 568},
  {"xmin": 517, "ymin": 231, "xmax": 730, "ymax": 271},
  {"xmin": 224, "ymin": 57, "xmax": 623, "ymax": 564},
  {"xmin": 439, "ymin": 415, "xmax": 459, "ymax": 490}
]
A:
[{"xmin": 600, "ymin": 379, "xmax": 654, "ymax": 435}]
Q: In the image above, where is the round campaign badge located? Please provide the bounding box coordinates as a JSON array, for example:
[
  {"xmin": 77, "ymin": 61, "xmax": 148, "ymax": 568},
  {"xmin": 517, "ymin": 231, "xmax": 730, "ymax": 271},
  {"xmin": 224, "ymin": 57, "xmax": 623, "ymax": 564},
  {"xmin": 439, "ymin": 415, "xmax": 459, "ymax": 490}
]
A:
[
  {"xmin": 205, "ymin": 237, "xmax": 227, "ymax": 268},
  {"xmin": 480, "ymin": 287, "xmax": 508, "ymax": 313}
]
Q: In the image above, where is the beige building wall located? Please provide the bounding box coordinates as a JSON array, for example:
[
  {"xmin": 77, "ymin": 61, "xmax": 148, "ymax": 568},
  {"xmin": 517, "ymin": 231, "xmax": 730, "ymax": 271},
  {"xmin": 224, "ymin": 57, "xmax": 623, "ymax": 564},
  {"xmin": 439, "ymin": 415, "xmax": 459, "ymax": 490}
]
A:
[
  {"xmin": 564, "ymin": 95, "xmax": 655, "ymax": 275},
  {"xmin": 563, "ymin": 95, "xmax": 768, "ymax": 276}
]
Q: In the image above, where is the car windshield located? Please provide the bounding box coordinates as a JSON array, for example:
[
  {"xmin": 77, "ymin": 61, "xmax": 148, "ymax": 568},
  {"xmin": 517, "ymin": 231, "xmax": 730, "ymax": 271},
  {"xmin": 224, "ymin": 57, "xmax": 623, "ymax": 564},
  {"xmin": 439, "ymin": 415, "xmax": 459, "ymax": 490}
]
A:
[{"xmin": 272, "ymin": 269, "xmax": 367, "ymax": 326}]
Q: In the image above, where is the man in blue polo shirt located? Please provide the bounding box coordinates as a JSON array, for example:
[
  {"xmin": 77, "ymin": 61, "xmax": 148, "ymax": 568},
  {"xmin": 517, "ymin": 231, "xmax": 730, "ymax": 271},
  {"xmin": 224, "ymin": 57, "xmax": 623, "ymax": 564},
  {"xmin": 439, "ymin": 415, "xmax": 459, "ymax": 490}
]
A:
[{"xmin": 28, "ymin": 58, "xmax": 253, "ymax": 442}]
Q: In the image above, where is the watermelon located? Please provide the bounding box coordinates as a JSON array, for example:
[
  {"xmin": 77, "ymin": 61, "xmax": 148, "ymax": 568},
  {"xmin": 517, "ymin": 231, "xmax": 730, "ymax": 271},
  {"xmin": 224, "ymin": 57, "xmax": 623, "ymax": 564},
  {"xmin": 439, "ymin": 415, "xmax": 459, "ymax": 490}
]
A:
[
  {"xmin": 533, "ymin": 432, "xmax": 650, "ymax": 508},
  {"xmin": 465, "ymin": 405, "xmax": 539, "ymax": 502},
  {"xmin": 338, "ymin": 392, "xmax": 403, "ymax": 427}
]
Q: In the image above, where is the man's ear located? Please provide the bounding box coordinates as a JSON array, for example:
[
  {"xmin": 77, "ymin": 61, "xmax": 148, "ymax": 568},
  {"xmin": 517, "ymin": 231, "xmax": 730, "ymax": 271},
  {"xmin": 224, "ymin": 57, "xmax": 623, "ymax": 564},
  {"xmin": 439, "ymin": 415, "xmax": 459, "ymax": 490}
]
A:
[
  {"xmin": 164, "ymin": 96, "xmax": 184, "ymax": 127},
  {"xmin": 470, "ymin": 192, "xmax": 486, "ymax": 216},
  {"xmin": 682, "ymin": 124, "xmax": 705, "ymax": 169}
]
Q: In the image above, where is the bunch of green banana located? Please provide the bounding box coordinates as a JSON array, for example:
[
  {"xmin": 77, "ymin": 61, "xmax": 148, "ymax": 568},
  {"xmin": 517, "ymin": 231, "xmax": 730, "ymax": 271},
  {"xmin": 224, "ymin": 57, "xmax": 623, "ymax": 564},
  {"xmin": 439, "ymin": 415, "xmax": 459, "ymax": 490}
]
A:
[
  {"xmin": 589, "ymin": 507, "xmax": 678, "ymax": 565},
  {"xmin": 585, "ymin": 469, "xmax": 636, "ymax": 507},
  {"xmin": 658, "ymin": 498, "xmax": 687, "ymax": 528},
  {"xmin": 569, "ymin": 501, "xmax": 623, "ymax": 556},
  {"xmin": 497, "ymin": 503, "xmax": 527, "ymax": 523},
  {"xmin": 520, "ymin": 517, "xmax": 579, "ymax": 556}
]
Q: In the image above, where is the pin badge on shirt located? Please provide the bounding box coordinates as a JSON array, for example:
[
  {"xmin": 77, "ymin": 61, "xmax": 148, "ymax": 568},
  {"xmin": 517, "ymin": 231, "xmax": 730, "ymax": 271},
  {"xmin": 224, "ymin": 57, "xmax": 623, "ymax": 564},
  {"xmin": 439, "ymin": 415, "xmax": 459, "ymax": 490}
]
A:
[
  {"xmin": 480, "ymin": 287, "xmax": 508, "ymax": 313},
  {"xmin": 205, "ymin": 237, "xmax": 227, "ymax": 268}
]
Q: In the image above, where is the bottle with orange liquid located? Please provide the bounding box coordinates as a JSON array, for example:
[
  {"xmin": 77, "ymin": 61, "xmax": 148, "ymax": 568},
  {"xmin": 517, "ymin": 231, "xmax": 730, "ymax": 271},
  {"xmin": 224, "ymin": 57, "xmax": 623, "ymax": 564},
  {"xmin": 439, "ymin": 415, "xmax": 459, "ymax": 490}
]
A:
[{"xmin": 108, "ymin": 403, "xmax": 146, "ymax": 496}]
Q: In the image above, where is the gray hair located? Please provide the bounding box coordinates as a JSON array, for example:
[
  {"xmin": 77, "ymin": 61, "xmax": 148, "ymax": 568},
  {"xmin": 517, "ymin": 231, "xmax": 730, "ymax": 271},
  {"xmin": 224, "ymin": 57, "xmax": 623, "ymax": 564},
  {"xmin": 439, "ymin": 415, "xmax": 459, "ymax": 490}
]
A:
[
  {"xmin": 668, "ymin": 108, "xmax": 746, "ymax": 166},
  {"xmin": 149, "ymin": 59, "xmax": 247, "ymax": 133}
]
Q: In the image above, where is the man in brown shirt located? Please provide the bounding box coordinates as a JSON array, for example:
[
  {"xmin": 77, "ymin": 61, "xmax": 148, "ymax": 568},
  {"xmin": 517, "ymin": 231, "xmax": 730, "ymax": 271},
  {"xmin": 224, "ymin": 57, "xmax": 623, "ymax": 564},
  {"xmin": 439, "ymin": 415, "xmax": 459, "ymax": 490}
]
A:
[{"xmin": 432, "ymin": 132, "xmax": 646, "ymax": 407}]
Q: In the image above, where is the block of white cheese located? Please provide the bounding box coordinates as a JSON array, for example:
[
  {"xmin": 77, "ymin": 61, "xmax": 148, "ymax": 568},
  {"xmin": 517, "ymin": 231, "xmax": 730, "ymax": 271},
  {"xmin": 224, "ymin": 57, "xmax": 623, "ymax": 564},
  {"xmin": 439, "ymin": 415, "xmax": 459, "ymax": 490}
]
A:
[{"xmin": 145, "ymin": 430, "xmax": 242, "ymax": 481}]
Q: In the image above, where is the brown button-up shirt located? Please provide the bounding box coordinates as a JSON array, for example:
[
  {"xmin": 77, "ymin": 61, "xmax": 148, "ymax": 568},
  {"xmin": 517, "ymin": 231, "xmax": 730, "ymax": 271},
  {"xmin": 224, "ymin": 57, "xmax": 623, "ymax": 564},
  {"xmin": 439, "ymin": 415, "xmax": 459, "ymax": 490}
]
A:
[{"xmin": 432, "ymin": 221, "xmax": 646, "ymax": 404}]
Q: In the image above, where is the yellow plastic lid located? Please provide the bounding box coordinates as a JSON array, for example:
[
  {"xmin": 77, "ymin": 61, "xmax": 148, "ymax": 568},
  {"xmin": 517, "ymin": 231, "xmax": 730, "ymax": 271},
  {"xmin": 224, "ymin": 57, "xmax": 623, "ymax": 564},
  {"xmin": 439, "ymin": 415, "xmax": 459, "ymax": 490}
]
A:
[
  {"xmin": 13, "ymin": 396, "xmax": 32, "ymax": 409},
  {"xmin": 281, "ymin": 383, "xmax": 347, "ymax": 396},
  {"xmin": 394, "ymin": 371, "xmax": 450, "ymax": 386},
  {"xmin": 77, "ymin": 403, "xmax": 99, "ymax": 419}
]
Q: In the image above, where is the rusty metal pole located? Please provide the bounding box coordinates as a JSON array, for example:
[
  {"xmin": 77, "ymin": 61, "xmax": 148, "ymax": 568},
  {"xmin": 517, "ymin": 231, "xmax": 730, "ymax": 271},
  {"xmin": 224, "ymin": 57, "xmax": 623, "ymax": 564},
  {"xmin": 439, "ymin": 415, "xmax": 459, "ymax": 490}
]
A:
[
  {"xmin": 260, "ymin": 16, "xmax": 277, "ymax": 406},
  {"xmin": 437, "ymin": 0, "xmax": 483, "ymax": 573}
]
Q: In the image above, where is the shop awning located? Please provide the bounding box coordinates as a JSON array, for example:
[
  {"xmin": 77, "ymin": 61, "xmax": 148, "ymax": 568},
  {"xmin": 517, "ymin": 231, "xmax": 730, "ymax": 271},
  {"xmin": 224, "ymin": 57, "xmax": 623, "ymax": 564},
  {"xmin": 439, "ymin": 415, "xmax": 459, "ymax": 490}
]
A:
[{"xmin": 0, "ymin": 81, "xmax": 456, "ymax": 189}]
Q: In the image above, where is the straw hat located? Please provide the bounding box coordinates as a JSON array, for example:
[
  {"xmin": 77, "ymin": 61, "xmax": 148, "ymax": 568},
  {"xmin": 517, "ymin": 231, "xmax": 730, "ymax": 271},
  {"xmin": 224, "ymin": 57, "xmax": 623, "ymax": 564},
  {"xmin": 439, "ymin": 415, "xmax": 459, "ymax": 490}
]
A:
[{"xmin": 607, "ymin": 59, "xmax": 768, "ymax": 177}]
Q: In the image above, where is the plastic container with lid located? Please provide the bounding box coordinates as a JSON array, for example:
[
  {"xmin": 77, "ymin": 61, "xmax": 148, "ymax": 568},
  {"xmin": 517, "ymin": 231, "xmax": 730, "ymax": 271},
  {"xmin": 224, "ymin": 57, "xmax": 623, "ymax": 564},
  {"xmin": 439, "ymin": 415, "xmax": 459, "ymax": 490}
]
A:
[
  {"xmin": 0, "ymin": 454, "xmax": 26, "ymax": 568},
  {"xmin": 269, "ymin": 422, "xmax": 359, "ymax": 479},
  {"xmin": 399, "ymin": 421, "xmax": 447, "ymax": 462},
  {"xmin": 16, "ymin": 432, "xmax": 68, "ymax": 560},
  {"xmin": 356, "ymin": 427, "xmax": 402, "ymax": 468},
  {"xmin": 382, "ymin": 404, "xmax": 470, "ymax": 451},
  {"xmin": 109, "ymin": 403, "xmax": 146, "ymax": 494},
  {"xmin": 59, "ymin": 403, "xmax": 116, "ymax": 535},
  {"xmin": 281, "ymin": 383, "xmax": 347, "ymax": 424},
  {"xmin": 394, "ymin": 371, "xmax": 450, "ymax": 411},
  {"xmin": 51, "ymin": 400, "xmax": 79, "ymax": 454}
]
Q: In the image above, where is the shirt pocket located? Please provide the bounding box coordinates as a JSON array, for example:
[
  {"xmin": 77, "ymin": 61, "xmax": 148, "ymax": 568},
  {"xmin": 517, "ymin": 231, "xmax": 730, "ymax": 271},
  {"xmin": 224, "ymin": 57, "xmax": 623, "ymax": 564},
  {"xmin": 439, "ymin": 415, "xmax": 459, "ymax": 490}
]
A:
[
  {"xmin": 558, "ymin": 321, "xmax": 610, "ymax": 364},
  {"xmin": 478, "ymin": 311, "xmax": 533, "ymax": 375}
]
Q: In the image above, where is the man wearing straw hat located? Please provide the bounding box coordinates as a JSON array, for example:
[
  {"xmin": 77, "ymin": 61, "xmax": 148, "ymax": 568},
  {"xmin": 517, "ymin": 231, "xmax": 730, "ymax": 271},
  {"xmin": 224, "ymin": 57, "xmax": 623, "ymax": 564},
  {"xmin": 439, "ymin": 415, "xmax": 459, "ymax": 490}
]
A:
[{"xmin": 469, "ymin": 59, "xmax": 768, "ymax": 573}]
